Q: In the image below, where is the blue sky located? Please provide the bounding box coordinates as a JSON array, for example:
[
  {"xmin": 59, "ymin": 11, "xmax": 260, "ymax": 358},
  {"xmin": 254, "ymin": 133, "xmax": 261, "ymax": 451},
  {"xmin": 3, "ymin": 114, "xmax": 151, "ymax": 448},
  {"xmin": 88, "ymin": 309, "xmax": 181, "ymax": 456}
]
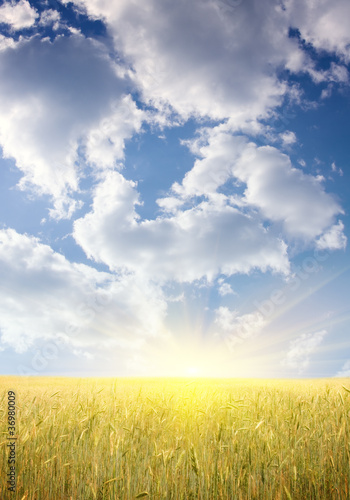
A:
[{"xmin": 0, "ymin": 0, "xmax": 349, "ymax": 378}]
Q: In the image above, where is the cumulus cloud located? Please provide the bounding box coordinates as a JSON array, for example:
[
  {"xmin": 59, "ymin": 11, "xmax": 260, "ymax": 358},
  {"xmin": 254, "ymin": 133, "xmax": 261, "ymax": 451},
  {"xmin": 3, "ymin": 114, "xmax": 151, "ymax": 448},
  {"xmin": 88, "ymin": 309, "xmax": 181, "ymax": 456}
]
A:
[
  {"xmin": 0, "ymin": 0, "xmax": 38, "ymax": 30},
  {"xmin": 0, "ymin": 228, "xmax": 168, "ymax": 355},
  {"xmin": 0, "ymin": 34, "xmax": 16, "ymax": 51},
  {"xmin": 287, "ymin": 0, "xmax": 350, "ymax": 63},
  {"xmin": 73, "ymin": 170, "xmax": 290, "ymax": 282},
  {"xmin": 218, "ymin": 280, "xmax": 235, "ymax": 296},
  {"xmin": 280, "ymin": 130, "xmax": 297, "ymax": 146},
  {"xmin": 233, "ymin": 143, "xmax": 343, "ymax": 240},
  {"xmin": 167, "ymin": 130, "xmax": 344, "ymax": 243},
  {"xmin": 171, "ymin": 132, "xmax": 247, "ymax": 199},
  {"xmin": 0, "ymin": 0, "xmax": 347, "ymax": 225},
  {"xmin": 61, "ymin": 0, "xmax": 310, "ymax": 126},
  {"xmin": 316, "ymin": 221, "xmax": 347, "ymax": 250},
  {"xmin": 60, "ymin": 0, "xmax": 350, "ymax": 129},
  {"xmin": 282, "ymin": 330, "xmax": 327, "ymax": 373},
  {"xmin": 0, "ymin": 0, "xmax": 348, "ymax": 377},
  {"xmin": 38, "ymin": 9, "xmax": 60, "ymax": 28},
  {"xmin": 85, "ymin": 95, "xmax": 144, "ymax": 171},
  {"xmin": 73, "ymin": 122, "xmax": 345, "ymax": 284},
  {"xmin": 0, "ymin": 34, "xmax": 140, "ymax": 218}
]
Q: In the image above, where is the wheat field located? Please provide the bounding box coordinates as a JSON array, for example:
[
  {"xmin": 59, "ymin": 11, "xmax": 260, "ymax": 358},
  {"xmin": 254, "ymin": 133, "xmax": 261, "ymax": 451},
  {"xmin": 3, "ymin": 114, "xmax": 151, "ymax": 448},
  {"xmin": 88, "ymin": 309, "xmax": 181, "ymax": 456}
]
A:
[{"xmin": 1, "ymin": 376, "xmax": 350, "ymax": 499}]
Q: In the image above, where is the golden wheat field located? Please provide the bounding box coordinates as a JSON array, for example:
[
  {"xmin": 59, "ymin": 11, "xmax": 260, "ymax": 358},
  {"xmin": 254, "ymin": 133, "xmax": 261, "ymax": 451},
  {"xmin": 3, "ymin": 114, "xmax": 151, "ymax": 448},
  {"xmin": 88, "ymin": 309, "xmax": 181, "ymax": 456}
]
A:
[{"xmin": 1, "ymin": 376, "xmax": 350, "ymax": 499}]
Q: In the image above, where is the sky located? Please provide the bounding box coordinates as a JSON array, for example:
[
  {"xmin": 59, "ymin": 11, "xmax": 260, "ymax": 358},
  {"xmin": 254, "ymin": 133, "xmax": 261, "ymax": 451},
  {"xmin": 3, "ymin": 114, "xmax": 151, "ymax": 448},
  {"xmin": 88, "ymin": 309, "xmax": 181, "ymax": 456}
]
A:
[{"xmin": 0, "ymin": 0, "xmax": 349, "ymax": 378}]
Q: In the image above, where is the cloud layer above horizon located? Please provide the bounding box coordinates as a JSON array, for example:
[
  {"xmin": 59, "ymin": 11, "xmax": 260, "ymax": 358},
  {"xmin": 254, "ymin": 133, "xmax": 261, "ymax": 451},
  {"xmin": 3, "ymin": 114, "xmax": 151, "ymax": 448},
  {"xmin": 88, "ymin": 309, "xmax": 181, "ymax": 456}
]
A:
[{"xmin": 0, "ymin": 0, "xmax": 349, "ymax": 377}]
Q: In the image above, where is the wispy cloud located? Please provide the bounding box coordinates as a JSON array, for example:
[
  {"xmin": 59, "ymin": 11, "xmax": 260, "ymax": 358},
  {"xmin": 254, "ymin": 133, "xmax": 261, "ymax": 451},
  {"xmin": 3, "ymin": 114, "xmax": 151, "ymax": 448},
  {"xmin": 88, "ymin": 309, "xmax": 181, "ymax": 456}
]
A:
[
  {"xmin": 214, "ymin": 307, "xmax": 266, "ymax": 349},
  {"xmin": 336, "ymin": 360, "xmax": 350, "ymax": 377},
  {"xmin": 282, "ymin": 330, "xmax": 328, "ymax": 374}
]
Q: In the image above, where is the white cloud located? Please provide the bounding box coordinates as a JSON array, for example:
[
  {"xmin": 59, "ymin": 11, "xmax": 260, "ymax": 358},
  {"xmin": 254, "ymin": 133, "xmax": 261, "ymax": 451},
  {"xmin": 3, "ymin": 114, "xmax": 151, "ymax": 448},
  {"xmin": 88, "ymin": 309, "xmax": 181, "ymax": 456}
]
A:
[
  {"xmin": 336, "ymin": 360, "xmax": 350, "ymax": 377},
  {"xmin": 287, "ymin": 0, "xmax": 350, "ymax": 63},
  {"xmin": 0, "ymin": 0, "xmax": 347, "ymax": 226},
  {"xmin": 0, "ymin": 34, "xmax": 17, "ymax": 51},
  {"xmin": 156, "ymin": 196, "xmax": 184, "ymax": 214},
  {"xmin": 233, "ymin": 143, "xmax": 343, "ymax": 240},
  {"xmin": 218, "ymin": 281, "xmax": 235, "ymax": 296},
  {"xmin": 85, "ymin": 94, "xmax": 144, "ymax": 171},
  {"xmin": 0, "ymin": 0, "xmax": 347, "ymax": 377},
  {"xmin": 316, "ymin": 221, "xmax": 347, "ymax": 251},
  {"xmin": 280, "ymin": 130, "xmax": 296, "ymax": 146},
  {"xmin": 172, "ymin": 131, "xmax": 247, "ymax": 198},
  {"xmin": 73, "ymin": 170, "xmax": 290, "ymax": 283},
  {"xmin": 72, "ymin": 349, "xmax": 95, "ymax": 360},
  {"xmin": 168, "ymin": 130, "xmax": 344, "ymax": 243},
  {"xmin": 329, "ymin": 62, "xmax": 349, "ymax": 83},
  {"xmin": 165, "ymin": 292, "xmax": 185, "ymax": 303},
  {"xmin": 73, "ymin": 121, "xmax": 345, "ymax": 284},
  {"xmin": 214, "ymin": 306, "xmax": 266, "ymax": 349},
  {"xmin": 0, "ymin": 228, "xmax": 168, "ymax": 355},
  {"xmin": 321, "ymin": 86, "xmax": 333, "ymax": 100},
  {"xmin": 331, "ymin": 161, "xmax": 343, "ymax": 176},
  {"xmin": 283, "ymin": 330, "xmax": 327, "ymax": 373},
  {"xmin": 39, "ymin": 9, "xmax": 60, "ymax": 28},
  {"xmin": 61, "ymin": 0, "xmax": 350, "ymax": 130},
  {"xmin": 306, "ymin": 62, "xmax": 349, "ymax": 85},
  {"xmin": 61, "ymin": 0, "xmax": 312, "ymax": 127},
  {"xmin": 0, "ymin": 34, "xmax": 140, "ymax": 218},
  {"xmin": 0, "ymin": 0, "xmax": 38, "ymax": 30}
]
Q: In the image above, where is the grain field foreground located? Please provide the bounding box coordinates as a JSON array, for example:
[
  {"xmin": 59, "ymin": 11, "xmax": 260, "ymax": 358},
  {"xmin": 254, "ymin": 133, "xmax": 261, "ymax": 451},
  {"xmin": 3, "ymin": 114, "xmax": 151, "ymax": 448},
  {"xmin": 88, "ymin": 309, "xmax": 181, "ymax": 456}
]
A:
[{"xmin": 1, "ymin": 376, "xmax": 350, "ymax": 499}]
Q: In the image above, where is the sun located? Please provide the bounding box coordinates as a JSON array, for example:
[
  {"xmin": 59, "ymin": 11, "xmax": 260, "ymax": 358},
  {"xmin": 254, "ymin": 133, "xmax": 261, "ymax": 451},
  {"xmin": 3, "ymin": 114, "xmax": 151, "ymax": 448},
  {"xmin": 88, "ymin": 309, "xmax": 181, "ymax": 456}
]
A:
[
  {"xmin": 185, "ymin": 366, "xmax": 201, "ymax": 377},
  {"xmin": 145, "ymin": 328, "xmax": 241, "ymax": 378}
]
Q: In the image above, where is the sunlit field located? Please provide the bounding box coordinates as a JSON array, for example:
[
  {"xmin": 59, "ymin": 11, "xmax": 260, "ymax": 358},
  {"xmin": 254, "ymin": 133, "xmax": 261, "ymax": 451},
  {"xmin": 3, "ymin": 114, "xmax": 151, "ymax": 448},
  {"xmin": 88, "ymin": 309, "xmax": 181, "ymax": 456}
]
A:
[{"xmin": 1, "ymin": 376, "xmax": 350, "ymax": 499}]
